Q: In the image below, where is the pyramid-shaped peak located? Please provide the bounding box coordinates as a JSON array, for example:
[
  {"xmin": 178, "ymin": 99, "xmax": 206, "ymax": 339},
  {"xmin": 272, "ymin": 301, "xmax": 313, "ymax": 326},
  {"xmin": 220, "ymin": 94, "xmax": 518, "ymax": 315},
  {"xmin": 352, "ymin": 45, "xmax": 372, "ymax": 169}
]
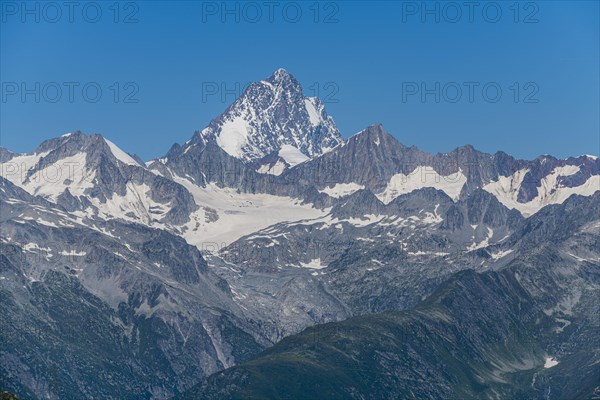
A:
[
  {"xmin": 268, "ymin": 68, "xmax": 294, "ymax": 81},
  {"xmin": 349, "ymin": 124, "xmax": 396, "ymax": 144},
  {"xmin": 262, "ymin": 68, "xmax": 301, "ymax": 91},
  {"xmin": 364, "ymin": 123, "xmax": 386, "ymax": 134},
  {"xmin": 184, "ymin": 69, "xmax": 342, "ymax": 165},
  {"xmin": 35, "ymin": 130, "xmax": 101, "ymax": 154},
  {"xmin": 28, "ymin": 131, "xmax": 143, "ymax": 169}
]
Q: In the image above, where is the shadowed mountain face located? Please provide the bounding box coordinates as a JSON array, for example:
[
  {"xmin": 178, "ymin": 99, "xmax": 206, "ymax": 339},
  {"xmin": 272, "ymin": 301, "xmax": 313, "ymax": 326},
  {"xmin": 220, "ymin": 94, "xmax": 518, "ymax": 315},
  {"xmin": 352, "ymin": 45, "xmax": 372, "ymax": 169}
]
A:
[
  {"xmin": 283, "ymin": 123, "xmax": 599, "ymax": 215},
  {"xmin": 0, "ymin": 178, "xmax": 269, "ymax": 399},
  {"xmin": 1, "ymin": 69, "xmax": 599, "ymax": 399},
  {"xmin": 179, "ymin": 195, "xmax": 600, "ymax": 400},
  {"xmin": 0, "ymin": 132, "xmax": 198, "ymax": 225},
  {"xmin": 179, "ymin": 264, "xmax": 600, "ymax": 400}
]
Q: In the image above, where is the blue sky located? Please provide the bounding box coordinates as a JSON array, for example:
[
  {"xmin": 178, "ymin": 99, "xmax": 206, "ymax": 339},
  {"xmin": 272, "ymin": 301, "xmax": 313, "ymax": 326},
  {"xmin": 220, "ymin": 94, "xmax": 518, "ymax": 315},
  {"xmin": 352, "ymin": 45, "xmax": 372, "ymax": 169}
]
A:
[{"xmin": 1, "ymin": 0, "xmax": 598, "ymax": 160}]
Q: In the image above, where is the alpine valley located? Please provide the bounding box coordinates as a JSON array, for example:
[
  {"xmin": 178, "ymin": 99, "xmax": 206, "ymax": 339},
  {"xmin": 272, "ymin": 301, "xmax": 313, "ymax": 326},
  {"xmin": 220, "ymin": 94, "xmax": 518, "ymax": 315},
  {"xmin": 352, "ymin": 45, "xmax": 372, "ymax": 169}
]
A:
[{"xmin": 1, "ymin": 69, "xmax": 599, "ymax": 400}]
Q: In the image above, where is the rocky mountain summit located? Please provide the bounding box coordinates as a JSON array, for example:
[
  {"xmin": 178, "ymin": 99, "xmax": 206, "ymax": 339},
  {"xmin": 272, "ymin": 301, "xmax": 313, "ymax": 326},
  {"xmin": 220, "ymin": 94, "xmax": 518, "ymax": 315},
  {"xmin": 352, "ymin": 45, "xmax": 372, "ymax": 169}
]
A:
[
  {"xmin": 175, "ymin": 68, "xmax": 342, "ymax": 175},
  {"xmin": 1, "ymin": 69, "xmax": 598, "ymax": 399}
]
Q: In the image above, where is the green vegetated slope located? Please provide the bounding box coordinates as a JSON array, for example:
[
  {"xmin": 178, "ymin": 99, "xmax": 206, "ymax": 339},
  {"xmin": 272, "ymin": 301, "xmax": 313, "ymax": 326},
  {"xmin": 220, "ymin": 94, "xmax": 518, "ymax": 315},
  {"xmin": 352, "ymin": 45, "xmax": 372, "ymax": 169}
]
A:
[{"xmin": 179, "ymin": 253, "xmax": 600, "ymax": 399}]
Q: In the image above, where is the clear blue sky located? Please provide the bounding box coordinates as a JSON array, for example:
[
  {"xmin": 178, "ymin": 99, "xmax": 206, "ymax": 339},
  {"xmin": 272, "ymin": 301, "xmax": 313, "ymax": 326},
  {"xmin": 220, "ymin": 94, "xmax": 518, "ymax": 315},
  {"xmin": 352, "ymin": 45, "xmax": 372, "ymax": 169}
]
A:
[{"xmin": 1, "ymin": 1, "xmax": 598, "ymax": 160}]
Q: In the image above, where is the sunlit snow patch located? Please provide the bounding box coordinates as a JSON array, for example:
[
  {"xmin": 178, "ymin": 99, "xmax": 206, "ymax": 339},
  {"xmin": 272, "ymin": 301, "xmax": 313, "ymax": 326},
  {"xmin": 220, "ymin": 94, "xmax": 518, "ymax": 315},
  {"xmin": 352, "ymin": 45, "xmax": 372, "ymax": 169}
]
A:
[
  {"xmin": 319, "ymin": 182, "xmax": 365, "ymax": 198},
  {"xmin": 300, "ymin": 258, "xmax": 327, "ymax": 269},
  {"xmin": 377, "ymin": 167, "xmax": 467, "ymax": 204},
  {"xmin": 104, "ymin": 138, "xmax": 141, "ymax": 166},
  {"xmin": 173, "ymin": 177, "xmax": 328, "ymax": 247},
  {"xmin": 544, "ymin": 357, "xmax": 559, "ymax": 368},
  {"xmin": 304, "ymin": 98, "xmax": 321, "ymax": 126},
  {"xmin": 257, "ymin": 160, "xmax": 287, "ymax": 176},
  {"xmin": 483, "ymin": 166, "xmax": 600, "ymax": 216},
  {"xmin": 278, "ymin": 144, "xmax": 309, "ymax": 166},
  {"xmin": 216, "ymin": 117, "xmax": 250, "ymax": 158}
]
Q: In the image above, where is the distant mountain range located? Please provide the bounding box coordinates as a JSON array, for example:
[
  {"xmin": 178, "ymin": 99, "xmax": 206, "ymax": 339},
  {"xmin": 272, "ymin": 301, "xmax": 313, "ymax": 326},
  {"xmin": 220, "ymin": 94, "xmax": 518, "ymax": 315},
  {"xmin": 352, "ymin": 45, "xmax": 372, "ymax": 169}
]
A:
[{"xmin": 1, "ymin": 69, "xmax": 598, "ymax": 399}]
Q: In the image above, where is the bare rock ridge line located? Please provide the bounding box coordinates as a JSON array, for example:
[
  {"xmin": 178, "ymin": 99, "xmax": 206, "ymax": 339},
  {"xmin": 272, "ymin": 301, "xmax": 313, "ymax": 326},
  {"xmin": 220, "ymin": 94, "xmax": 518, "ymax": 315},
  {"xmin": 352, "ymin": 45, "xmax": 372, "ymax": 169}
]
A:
[{"xmin": 1, "ymin": 68, "xmax": 599, "ymax": 399}]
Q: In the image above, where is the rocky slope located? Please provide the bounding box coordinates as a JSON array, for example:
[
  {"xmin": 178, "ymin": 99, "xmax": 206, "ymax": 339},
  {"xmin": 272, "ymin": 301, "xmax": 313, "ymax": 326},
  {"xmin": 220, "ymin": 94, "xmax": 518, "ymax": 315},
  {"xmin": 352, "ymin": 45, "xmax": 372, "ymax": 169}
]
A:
[
  {"xmin": 283, "ymin": 123, "xmax": 599, "ymax": 216},
  {"xmin": 1, "ymin": 69, "xmax": 599, "ymax": 399},
  {"xmin": 179, "ymin": 194, "xmax": 600, "ymax": 400},
  {"xmin": 0, "ymin": 178, "xmax": 268, "ymax": 399}
]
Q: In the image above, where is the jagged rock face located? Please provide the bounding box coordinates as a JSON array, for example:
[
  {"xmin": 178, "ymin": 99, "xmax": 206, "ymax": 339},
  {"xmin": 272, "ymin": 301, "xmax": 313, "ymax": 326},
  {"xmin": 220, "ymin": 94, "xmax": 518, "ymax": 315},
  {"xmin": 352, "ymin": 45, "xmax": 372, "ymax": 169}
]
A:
[
  {"xmin": 0, "ymin": 147, "xmax": 15, "ymax": 163},
  {"xmin": 150, "ymin": 68, "xmax": 342, "ymax": 193},
  {"xmin": 217, "ymin": 185, "xmax": 526, "ymax": 317},
  {"xmin": 152, "ymin": 135, "xmax": 282, "ymax": 193},
  {"xmin": 0, "ymin": 179, "xmax": 268, "ymax": 399},
  {"xmin": 186, "ymin": 68, "xmax": 342, "ymax": 168},
  {"xmin": 282, "ymin": 124, "xmax": 599, "ymax": 215},
  {"xmin": 330, "ymin": 189, "xmax": 388, "ymax": 218},
  {"xmin": 143, "ymin": 70, "xmax": 599, "ymax": 217},
  {"xmin": 0, "ymin": 132, "xmax": 198, "ymax": 226},
  {"xmin": 178, "ymin": 194, "xmax": 600, "ymax": 400},
  {"xmin": 1, "ymin": 69, "xmax": 599, "ymax": 400},
  {"xmin": 284, "ymin": 124, "xmax": 425, "ymax": 192},
  {"xmin": 515, "ymin": 155, "xmax": 600, "ymax": 203}
]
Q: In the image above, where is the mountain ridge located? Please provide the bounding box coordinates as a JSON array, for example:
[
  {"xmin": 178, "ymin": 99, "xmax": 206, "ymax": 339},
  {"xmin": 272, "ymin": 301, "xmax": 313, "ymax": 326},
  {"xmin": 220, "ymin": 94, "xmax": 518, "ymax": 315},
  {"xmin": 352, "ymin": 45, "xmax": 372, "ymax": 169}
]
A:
[{"xmin": 1, "ymin": 69, "xmax": 599, "ymax": 400}]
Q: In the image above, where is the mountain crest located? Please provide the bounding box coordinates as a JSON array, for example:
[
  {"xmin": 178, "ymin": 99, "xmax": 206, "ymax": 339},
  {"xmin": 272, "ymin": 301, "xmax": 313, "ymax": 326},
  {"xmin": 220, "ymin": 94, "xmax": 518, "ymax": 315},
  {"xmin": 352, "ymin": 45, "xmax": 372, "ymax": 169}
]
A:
[
  {"xmin": 264, "ymin": 67, "xmax": 301, "ymax": 89},
  {"xmin": 185, "ymin": 69, "xmax": 342, "ymax": 172}
]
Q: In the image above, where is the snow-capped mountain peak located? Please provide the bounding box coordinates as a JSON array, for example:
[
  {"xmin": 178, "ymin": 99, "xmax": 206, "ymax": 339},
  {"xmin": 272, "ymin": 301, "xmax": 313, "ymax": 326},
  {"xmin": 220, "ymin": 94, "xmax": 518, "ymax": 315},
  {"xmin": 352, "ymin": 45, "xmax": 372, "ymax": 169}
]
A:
[
  {"xmin": 190, "ymin": 68, "xmax": 342, "ymax": 170},
  {"xmin": 103, "ymin": 137, "xmax": 143, "ymax": 167}
]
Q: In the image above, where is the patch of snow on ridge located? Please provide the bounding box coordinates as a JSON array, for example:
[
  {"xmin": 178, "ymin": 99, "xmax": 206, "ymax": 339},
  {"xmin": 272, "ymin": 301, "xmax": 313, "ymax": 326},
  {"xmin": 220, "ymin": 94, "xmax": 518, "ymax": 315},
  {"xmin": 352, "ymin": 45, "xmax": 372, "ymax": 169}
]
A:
[
  {"xmin": 104, "ymin": 138, "xmax": 140, "ymax": 166},
  {"xmin": 490, "ymin": 249, "xmax": 514, "ymax": 260},
  {"xmin": 408, "ymin": 251, "xmax": 449, "ymax": 257},
  {"xmin": 278, "ymin": 144, "xmax": 309, "ymax": 166},
  {"xmin": 257, "ymin": 160, "xmax": 287, "ymax": 176},
  {"xmin": 319, "ymin": 182, "xmax": 365, "ymax": 198},
  {"xmin": 300, "ymin": 258, "xmax": 327, "ymax": 269},
  {"xmin": 483, "ymin": 168, "xmax": 528, "ymax": 210},
  {"xmin": 422, "ymin": 204, "xmax": 443, "ymax": 224},
  {"xmin": 544, "ymin": 357, "xmax": 559, "ymax": 368},
  {"xmin": 344, "ymin": 214, "xmax": 385, "ymax": 227},
  {"xmin": 20, "ymin": 153, "xmax": 95, "ymax": 201},
  {"xmin": 377, "ymin": 167, "xmax": 467, "ymax": 204},
  {"xmin": 89, "ymin": 182, "xmax": 170, "ymax": 224},
  {"xmin": 216, "ymin": 117, "xmax": 250, "ymax": 158},
  {"xmin": 304, "ymin": 98, "xmax": 321, "ymax": 126},
  {"xmin": 483, "ymin": 166, "xmax": 600, "ymax": 216},
  {"xmin": 467, "ymin": 227, "xmax": 494, "ymax": 251},
  {"xmin": 58, "ymin": 250, "xmax": 87, "ymax": 256},
  {"xmin": 23, "ymin": 243, "xmax": 53, "ymax": 253},
  {"xmin": 0, "ymin": 151, "xmax": 50, "ymax": 186}
]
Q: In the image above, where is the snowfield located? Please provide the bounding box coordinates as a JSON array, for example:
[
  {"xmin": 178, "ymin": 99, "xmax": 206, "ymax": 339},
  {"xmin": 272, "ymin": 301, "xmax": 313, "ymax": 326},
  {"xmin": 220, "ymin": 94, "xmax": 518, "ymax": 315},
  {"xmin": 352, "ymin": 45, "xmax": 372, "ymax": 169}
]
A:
[
  {"xmin": 483, "ymin": 166, "xmax": 600, "ymax": 216},
  {"xmin": 173, "ymin": 176, "xmax": 328, "ymax": 249},
  {"xmin": 377, "ymin": 167, "xmax": 468, "ymax": 204}
]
